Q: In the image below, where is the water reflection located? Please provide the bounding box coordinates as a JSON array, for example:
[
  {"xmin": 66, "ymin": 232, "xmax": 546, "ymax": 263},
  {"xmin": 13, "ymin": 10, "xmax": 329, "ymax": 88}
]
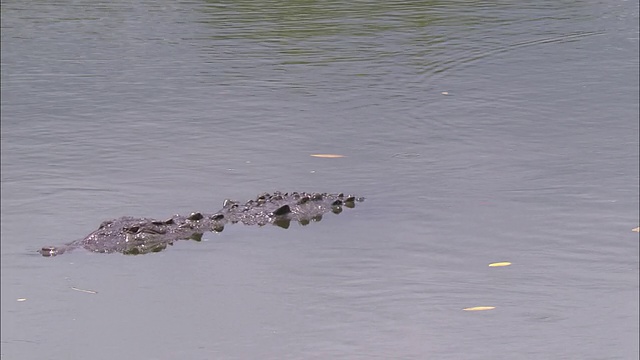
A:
[{"xmin": 197, "ymin": 0, "xmax": 599, "ymax": 71}]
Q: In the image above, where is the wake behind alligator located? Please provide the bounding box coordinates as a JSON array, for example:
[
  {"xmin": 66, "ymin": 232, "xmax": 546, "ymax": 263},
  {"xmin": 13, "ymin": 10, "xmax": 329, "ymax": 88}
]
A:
[{"xmin": 40, "ymin": 191, "xmax": 364, "ymax": 256}]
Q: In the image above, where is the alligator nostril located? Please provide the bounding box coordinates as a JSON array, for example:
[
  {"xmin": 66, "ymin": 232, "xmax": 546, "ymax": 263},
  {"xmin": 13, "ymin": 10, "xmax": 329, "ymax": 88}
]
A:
[{"xmin": 39, "ymin": 246, "xmax": 58, "ymax": 257}]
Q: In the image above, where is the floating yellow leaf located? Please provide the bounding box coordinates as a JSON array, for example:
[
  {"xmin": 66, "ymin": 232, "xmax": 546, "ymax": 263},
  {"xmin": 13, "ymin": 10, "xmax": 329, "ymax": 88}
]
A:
[
  {"xmin": 310, "ymin": 154, "xmax": 345, "ymax": 158},
  {"xmin": 441, "ymin": 91, "xmax": 450, "ymax": 95},
  {"xmin": 463, "ymin": 306, "xmax": 495, "ymax": 311},
  {"xmin": 489, "ymin": 262, "xmax": 512, "ymax": 267},
  {"xmin": 632, "ymin": 227, "xmax": 639, "ymax": 233},
  {"xmin": 17, "ymin": 298, "xmax": 27, "ymax": 302}
]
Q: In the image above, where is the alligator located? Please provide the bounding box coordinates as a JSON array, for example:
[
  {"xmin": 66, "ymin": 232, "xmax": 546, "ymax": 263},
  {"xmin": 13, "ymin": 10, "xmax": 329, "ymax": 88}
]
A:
[{"xmin": 39, "ymin": 191, "xmax": 364, "ymax": 256}]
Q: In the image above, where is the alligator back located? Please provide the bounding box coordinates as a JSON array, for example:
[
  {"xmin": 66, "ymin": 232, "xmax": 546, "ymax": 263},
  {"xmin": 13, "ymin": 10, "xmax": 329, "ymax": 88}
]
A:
[{"xmin": 39, "ymin": 191, "xmax": 364, "ymax": 256}]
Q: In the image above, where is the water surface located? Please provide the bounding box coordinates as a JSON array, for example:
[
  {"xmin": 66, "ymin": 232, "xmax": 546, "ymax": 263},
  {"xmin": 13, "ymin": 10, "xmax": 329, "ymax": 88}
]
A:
[{"xmin": 1, "ymin": 1, "xmax": 638, "ymax": 359}]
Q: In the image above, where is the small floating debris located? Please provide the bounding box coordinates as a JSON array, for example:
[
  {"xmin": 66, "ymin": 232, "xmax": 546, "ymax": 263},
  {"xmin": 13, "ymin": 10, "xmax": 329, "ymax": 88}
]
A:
[
  {"xmin": 17, "ymin": 298, "xmax": 27, "ymax": 302},
  {"xmin": 310, "ymin": 154, "xmax": 345, "ymax": 158},
  {"xmin": 488, "ymin": 262, "xmax": 512, "ymax": 267},
  {"xmin": 71, "ymin": 287, "xmax": 98, "ymax": 294},
  {"xmin": 632, "ymin": 227, "xmax": 639, "ymax": 233},
  {"xmin": 463, "ymin": 306, "xmax": 495, "ymax": 311},
  {"xmin": 441, "ymin": 91, "xmax": 450, "ymax": 95}
]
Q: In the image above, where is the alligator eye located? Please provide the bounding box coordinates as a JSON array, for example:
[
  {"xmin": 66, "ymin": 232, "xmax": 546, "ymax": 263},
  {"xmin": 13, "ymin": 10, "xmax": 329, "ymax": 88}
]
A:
[
  {"xmin": 188, "ymin": 212, "xmax": 203, "ymax": 221},
  {"xmin": 139, "ymin": 226, "xmax": 165, "ymax": 235},
  {"xmin": 125, "ymin": 226, "xmax": 140, "ymax": 233},
  {"xmin": 164, "ymin": 218, "xmax": 175, "ymax": 225}
]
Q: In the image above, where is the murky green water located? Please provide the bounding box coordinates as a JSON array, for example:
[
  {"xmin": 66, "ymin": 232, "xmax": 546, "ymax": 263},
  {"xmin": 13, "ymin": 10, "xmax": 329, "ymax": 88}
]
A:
[{"xmin": 2, "ymin": 1, "xmax": 638, "ymax": 359}]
